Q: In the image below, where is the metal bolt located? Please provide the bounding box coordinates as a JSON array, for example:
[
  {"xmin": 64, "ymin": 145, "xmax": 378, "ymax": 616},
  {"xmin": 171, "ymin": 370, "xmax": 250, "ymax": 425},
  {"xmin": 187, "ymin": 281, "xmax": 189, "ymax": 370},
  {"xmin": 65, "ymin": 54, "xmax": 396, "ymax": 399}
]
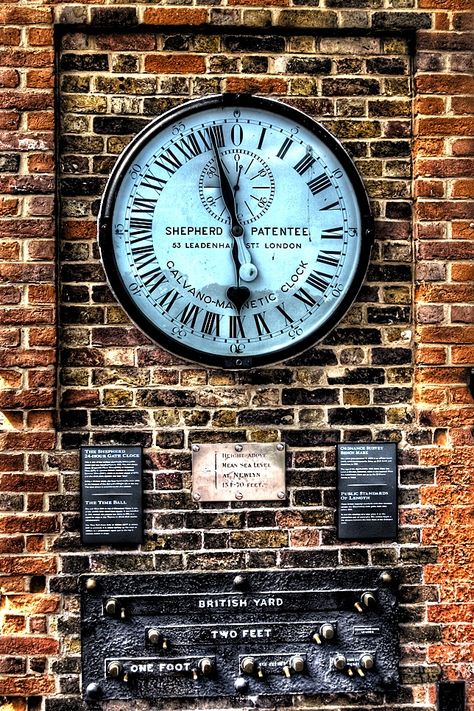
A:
[
  {"xmin": 192, "ymin": 444, "xmax": 200, "ymax": 452},
  {"xmin": 85, "ymin": 578, "xmax": 97, "ymax": 591},
  {"xmin": 235, "ymin": 444, "xmax": 243, "ymax": 452},
  {"xmin": 107, "ymin": 661, "xmax": 122, "ymax": 679},
  {"xmin": 241, "ymin": 656, "xmax": 255, "ymax": 674},
  {"xmin": 147, "ymin": 628, "xmax": 162, "ymax": 645},
  {"xmin": 333, "ymin": 654, "xmax": 347, "ymax": 671},
  {"xmin": 192, "ymin": 492, "xmax": 201, "ymax": 502},
  {"xmin": 235, "ymin": 491, "xmax": 243, "ymax": 500},
  {"xmin": 199, "ymin": 657, "xmax": 213, "ymax": 676},
  {"xmin": 380, "ymin": 571, "xmax": 392, "ymax": 584},
  {"xmin": 290, "ymin": 655, "xmax": 305, "ymax": 673},
  {"xmin": 234, "ymin": 676, "xmax": 248, "ymax": 693},
  {"xmin": 276, "ymin": 443, "xmax": 284, "ymax": 451},
  {"xmin": 277, "ymin": 491, "xmax": 286, "ymax": 500},
  {"xmin": 104, "ymin": 598, "xmax": 117, "ymax": 616},
  {"xmin": 320, "ymin": 623, "xmax": 335, "ymax": 641},
  {"xmin": 359, "ymin": 653, "xmax": 375, "ymax": 670},
  {"xmin": 85, "ymin": 683, "xmax": 101, "ymax": 699},
  {"xmin": 233, "ymin": 574, "xmax": 247, "ymax": 590}
]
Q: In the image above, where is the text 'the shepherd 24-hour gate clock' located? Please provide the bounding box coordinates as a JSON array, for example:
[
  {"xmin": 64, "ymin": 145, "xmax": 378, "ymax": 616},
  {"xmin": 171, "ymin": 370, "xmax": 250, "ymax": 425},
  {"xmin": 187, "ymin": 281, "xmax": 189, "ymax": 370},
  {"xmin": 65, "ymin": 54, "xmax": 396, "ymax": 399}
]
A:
[{"xmin": 99, "ymin": 94, "xmax": 374, "ymax": 369}]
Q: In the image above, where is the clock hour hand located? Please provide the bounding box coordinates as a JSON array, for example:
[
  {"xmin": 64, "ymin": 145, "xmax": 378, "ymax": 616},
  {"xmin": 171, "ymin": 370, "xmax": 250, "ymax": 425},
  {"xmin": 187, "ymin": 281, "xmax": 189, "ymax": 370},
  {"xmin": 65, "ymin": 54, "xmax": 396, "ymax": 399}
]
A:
[{"xmin": 209, "ymin": 131, "xmax": 258, "ymax": 284}]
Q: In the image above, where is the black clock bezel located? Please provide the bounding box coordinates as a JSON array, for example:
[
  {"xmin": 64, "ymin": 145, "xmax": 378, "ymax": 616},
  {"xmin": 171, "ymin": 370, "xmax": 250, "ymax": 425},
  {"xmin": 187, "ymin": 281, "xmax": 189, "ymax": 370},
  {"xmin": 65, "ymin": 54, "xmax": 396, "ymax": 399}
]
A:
[{"xmin": 98, "ymin": 93, "xmax": 374, "ymax": 370}]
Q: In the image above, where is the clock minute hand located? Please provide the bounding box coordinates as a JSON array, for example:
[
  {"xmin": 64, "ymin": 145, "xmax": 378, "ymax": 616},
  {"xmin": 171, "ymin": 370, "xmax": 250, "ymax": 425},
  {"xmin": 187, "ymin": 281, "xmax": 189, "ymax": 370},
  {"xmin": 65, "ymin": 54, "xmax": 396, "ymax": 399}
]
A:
[{"xmin": 209, "ymin": 132, "xmax": 257, "ymax": 283}]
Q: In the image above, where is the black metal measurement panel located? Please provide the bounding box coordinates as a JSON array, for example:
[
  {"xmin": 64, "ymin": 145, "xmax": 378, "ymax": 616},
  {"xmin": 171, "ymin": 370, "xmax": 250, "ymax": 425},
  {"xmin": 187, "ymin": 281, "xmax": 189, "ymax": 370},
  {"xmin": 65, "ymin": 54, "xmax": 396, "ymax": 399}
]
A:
[{"xmin": 81, "ymin": 569, "xmax": 399, "ymax": 700}]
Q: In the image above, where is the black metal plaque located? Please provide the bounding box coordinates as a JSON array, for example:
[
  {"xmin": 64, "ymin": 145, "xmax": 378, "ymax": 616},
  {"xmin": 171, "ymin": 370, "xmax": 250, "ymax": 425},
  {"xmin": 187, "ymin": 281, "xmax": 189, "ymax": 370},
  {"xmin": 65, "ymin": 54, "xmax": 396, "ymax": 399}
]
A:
[
  {"xmin": 81, "ymin": 569, "xmax": 398, "ymax": 700},
  {"xmin": 438, "ymin": 681, "xmax": 465, "ymax": 711},
  {"xmin": 337, "ymin": 443, "xmax": 397, "ymax": 540},
  {"xmin": 80, "ymin": 446, "xmax": 143, "ymax": 545}
]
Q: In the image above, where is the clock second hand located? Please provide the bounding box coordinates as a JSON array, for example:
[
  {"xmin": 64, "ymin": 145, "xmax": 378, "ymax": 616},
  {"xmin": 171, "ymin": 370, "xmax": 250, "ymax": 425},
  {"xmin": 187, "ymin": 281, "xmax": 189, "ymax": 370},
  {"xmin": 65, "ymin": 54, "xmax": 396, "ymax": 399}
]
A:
[{"xmin": 209, "ymin": 133, "xmax": 258, "ymax": 309}]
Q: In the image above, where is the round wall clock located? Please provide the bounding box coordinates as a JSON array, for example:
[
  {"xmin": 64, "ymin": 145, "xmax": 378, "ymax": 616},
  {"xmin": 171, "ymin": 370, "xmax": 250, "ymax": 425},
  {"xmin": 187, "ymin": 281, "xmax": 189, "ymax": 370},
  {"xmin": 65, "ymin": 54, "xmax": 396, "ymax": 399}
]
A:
[{"xmin": 98, "ymin": 94, "xmax": 373, "ymax": 369}]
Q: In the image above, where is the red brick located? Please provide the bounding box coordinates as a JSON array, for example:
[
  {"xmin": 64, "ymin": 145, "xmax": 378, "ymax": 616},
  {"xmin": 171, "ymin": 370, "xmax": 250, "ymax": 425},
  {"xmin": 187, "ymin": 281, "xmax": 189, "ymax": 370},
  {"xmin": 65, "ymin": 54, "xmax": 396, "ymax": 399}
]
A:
[
  {"xmin": 0, "ymin": 536, "xmax": 24, "ymax": 554},
  {"xmin": 0, "ymin": 197, "xmax": 19, "ymax": 216},
  {"xmin": 452, "ymin": 263, "xmax": 474, "ymax": 281},
  {"xmin": 0, "ymin": 50, "xmax": 54, "ymax": 69},
  {"xmin": 144, "ymin": 55, "xmax": 206, "ymax": 74},
  {"xmin": 28, "ymin": 327, "xmax": 56, "ymax": 347},
  {"xmin": 26, "ymin": 69, "xmax": 54, "ymax": 90},
  {"xmin": 0, "ymin": 69, "xmax": 19, "ymax": 88},
  {"xmin": 416, "ymin": 74, "xmax": 474, "ymax": 95},
  {"xmin": 0, "ymin": 349, "xmax": 55, "ymax": 367},
  {"xmin": 0, "ymin": 308, "xmax": 54, "ymax": 326},
  {"xmin": 226, "ymin": 77, "xmax": 289, "ymax": 93},
  {"xmin": 0, "ymin": 675, "xmax": 56, "ymax": 696},
  {"xmin": 416, "ymin": 158, "xmax": 474, "ymax": 178},
  {"xmin": 0, "ymin": 516, "xmax": 57, "ymax": 534},
  {"xmin": 143, "ymin": 8, "xmax": 207, "ymax": 25},
  {"xmin": 0, "ymin": 27, "xmax": 21, "ymax": 46},
  {"xmin": 419, "ymin": 0, "xmax": 471, "ymax": 5},
  {"xmin": 452, "ymin": 305, "xmax": 474, "ymax": 322},
  {"xmin": 417, "ymin": 367, "xmax": 470, "ymax": 384},
  {"xmin": 0, "ymin": 474, "xmax": 58, "ymax": 492},
  {"xmin": 452, "ymin": 138, "xmax": 474, "ymax": 156},
  {"xmin": 0, "ymin": 112, "xmax": 21, "ymax": 131},
  {"xmin": 416, "ymin": 346, "xmax": 447, "ymax": 365},
  {"xmin": 27, "ymin": 112, "xmax": 54, "ymax": 131},
  {"xmin": 451, "ymin": 179, "xmax": 474, "ymax": 198},
  {"xmin": 415, "ymin": 180, "xmax": 444, "ymax": 198},
  {"xmin": 0, "ymin": 432, "xmax": 56, "ymax": 451},
  {"xmin": 418, "ymin": 239, "xmax": 474, "ymax": 259},
  {"xmin": 27, "ymin": 28, "xmax": 54, "ymax": 46},
  {"xmin": 27, "ymin": 240, "xmax": 55, "ymax": 261},
  {"xmin": 26, "ymin": 410, "xmax": 55, "ymax": 429},
  {"xmin": 452, "ymin": 346, "xmax": 474, "ymax": 364},
  {"xmin": 416, "ymin": 284, "xmax": 474, "ymax": 303},
  {"xmin": 0, "ymin": 329, "xmax": 21, "ymax": 348},
  {"xmin": 95, "ymin": 33, "xmax": 156, "ymax": 51},
  {"xmin": 0, "ymin": 368, "xmax": 22, "ymax": 387},
  {"xmin": 0, "ymin": 242, "xmax": 20, "ymax": 260},
  {"xmin": 451, "ymin": 96, "xmax": 474, "ymax": 115},
  {"xmin": 453, "ymin": 221, "xmax": 474, "ymax": 239},
  {"xmin": 418, "ymin": 117, "xmax": 474, "ymax": 136},
  {"xmin": 0, "ymin": 555, "xmax": 57, "ymax": 575},
  {"xmin": 415, "ymin": 96, "xmax": 446, "ymax": 115},
  {"xmin": 0, "ymin": 7, "xmax": 52, "ymax": 24}
]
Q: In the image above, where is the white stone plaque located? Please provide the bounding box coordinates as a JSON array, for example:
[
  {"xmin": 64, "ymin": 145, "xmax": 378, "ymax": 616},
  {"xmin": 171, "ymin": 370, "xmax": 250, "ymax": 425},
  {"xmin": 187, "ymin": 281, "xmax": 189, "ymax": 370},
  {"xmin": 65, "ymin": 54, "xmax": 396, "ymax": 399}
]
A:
[{"xmin": 192, "ymin": 443, "xmax": 286, "ymax": 502}]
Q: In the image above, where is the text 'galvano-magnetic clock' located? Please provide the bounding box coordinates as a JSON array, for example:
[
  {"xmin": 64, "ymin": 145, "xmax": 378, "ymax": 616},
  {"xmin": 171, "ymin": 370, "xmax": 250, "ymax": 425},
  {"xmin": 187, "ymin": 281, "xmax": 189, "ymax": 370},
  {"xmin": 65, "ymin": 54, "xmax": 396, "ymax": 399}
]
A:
[{"xmin": 98, "ymin": 94, "xmax": 373, "ymax": 369}]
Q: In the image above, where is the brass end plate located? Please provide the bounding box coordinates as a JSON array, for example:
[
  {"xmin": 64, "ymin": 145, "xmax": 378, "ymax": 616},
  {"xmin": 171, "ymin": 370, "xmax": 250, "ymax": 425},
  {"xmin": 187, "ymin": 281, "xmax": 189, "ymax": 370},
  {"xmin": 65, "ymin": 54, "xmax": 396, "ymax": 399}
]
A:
[{"xmin": 192, "ymin": 443, "xmax": 286, "ymax": 502}]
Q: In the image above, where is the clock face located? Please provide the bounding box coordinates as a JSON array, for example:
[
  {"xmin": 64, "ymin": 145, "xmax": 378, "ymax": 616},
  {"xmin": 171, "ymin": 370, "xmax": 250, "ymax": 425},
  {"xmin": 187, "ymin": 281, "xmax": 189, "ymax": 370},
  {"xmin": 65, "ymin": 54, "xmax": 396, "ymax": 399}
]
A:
[{"xmin": 99, "ymin": 94, "xmax": 373, "ymax": 369}]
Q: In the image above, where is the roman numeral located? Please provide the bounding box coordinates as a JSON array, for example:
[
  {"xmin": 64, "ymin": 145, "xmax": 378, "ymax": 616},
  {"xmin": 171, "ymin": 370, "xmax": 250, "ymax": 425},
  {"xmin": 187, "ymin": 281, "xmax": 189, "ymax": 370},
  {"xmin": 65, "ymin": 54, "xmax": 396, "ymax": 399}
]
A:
[
  {"xmin": 229, "ymin": 315, "xmax": 246, "ymax": 339},
  {"xmin": 174, "ymin": 132, "xmax": 202, "ymax": 161},
  {"xmin": 306, "ymin": 270, "xmax": 331, "ymax": 293},
  {"xmin": 257, "ymin": 127, "xmax": 266, "ymax": 150},
  {"xmin": 276, "ymin": 304, "xmax": 295, "ymax": 325},
  {"xmin": 277, "ymin": 137, "xmax": 293, "ymax": 159},
  {"xmin": 139, "ymin": 266, "xmax": 167, "ymax": 294},
  {"xmin": 294, "ymin": 153, "xmax": 316, "ymax": 175},
  {"xmin": 307, "ymin": 173, "xmax": 332, "ymax": 196},
  {"xmin": 321, "ymin": 227, "xmax": 343, "ymax": 240},
  {"xmin": 141, "ymin": 171, "xmax": 167, "ymax": 194},
  {"xmin": 317, "ymin": 250, "xmax": 340, "ymax": 268},
  {"xmin": 131, "ymin": 243, "xmax": 154, "ymax": 265},
  {"xmin": 178, "ymin": 302, "xmax": 201, "ymax": 329},
  {"xmin": 320, "ymin": 200, "xmax": 340, "ymax": 211},
  {"xmin": 206, "ymin": 124, "xmax": 225, "ymax": 148},
  {"xmin": 293, "ymin": 288, "xmax": 317, "ymax": 308},
  {"xmin": 129, "ymin": 217, "xmax": 153, "ymax": 244},
  {"xmin": 132, "ymin": 197, "xmax": 156, "ymax": 214},
  {"xmin": 201, "ymin": 310, "xmax": 221, "ymax": 336},
  {"xmin": 254, "ymin": 312, "xmax": 271, "ymax": 337},
  {"xmin": 159, "ymin": 289, "xmax": 182, "ymax": 313},
  {"xmin": 154, "ymin": 147, "xmax": 182, "ymax": 176}
]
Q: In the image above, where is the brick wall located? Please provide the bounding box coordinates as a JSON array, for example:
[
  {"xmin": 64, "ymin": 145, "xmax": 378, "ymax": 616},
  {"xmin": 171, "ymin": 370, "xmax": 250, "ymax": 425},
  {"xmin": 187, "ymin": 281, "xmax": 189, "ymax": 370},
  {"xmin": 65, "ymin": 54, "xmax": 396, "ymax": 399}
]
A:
[{"xmin": 0, "ymin": 2, "xmax": 472, "ymax": 711}]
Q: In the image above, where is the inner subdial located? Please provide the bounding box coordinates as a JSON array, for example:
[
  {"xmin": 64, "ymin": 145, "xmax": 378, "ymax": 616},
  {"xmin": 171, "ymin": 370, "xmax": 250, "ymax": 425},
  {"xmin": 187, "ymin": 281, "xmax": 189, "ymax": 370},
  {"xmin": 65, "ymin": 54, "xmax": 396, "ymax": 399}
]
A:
[{"xmin": 199, "ymin": 148, "xmax": 275, "ymax": 225}]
